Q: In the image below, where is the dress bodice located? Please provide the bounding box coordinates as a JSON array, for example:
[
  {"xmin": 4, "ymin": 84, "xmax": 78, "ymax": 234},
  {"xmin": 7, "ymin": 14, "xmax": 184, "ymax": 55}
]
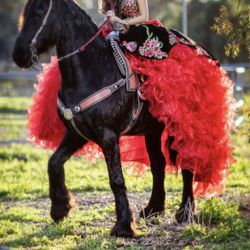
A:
[{"xmin": 120, "ymin": 0, "xmax": 139, "ymax": 18}]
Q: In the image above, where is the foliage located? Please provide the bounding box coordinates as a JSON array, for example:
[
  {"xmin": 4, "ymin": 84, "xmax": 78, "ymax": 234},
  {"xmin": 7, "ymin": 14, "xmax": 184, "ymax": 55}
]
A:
[
  {"xmin": 213, "ymin": 0, "xmax": 250, "ymax": 58},
  {"xmin": 182, "ymin": 198, "xmax": 249, "ymax": 246},
  {"xmin": 240, "ymin": 95, "xmax": 250, "ymax": 137},
  {"xmin": 212, "ymin": 0, "xmax": 250, "ymax": 140}
]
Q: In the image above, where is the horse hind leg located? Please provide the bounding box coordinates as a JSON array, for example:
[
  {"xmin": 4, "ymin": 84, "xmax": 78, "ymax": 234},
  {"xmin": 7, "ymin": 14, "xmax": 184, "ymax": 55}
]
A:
[
  {"xmin": 175, "ymin": 169, "xmax": 195, "ymax": 223},
  {"xmin": 167, "ymin": 137, "xmax": 195, "ymax": 223},
  {"xmin": 139, "ymin": 128, "xmax": 166, "ymax": 219},
  {"xmin": 48, "ymin": 130, "xmax": 87, "ymax": 222}
]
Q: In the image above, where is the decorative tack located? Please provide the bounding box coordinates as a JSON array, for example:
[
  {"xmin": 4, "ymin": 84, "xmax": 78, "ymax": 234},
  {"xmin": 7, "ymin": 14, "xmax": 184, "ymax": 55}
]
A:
[
  {"xmin": 63, "ymin": 109, "xmax": 74, "ymax": 120},
  {"xmin": 74, "ymin": 106, "xmax": 81, "ymax": 112}
]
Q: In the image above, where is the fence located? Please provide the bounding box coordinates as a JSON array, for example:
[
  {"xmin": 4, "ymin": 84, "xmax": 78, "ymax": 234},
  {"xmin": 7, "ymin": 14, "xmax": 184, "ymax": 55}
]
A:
[
  {"xmin": 0, "ymin": 63, "xmax": 36, "ymax": 96},
  {"xmin": 223, "ymin": 63, "xmax": 250, "ymax": 91},
  {"xmin": 0, "ymin": 62, "xmax": 249, "ymax": 97}
]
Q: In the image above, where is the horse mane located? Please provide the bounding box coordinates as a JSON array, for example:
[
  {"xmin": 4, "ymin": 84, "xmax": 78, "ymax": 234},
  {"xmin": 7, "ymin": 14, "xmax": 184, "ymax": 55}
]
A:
[
  {"xmin": 63, "ymin": 0, "xmax": 107, "ymax": 50},
  {"xmin": 22, "ymin": 0, "xmax": 99, "ymax": 32},
  {"xmin": 64, "ymin": 0, "xmax": 98, "ymax": 30}
]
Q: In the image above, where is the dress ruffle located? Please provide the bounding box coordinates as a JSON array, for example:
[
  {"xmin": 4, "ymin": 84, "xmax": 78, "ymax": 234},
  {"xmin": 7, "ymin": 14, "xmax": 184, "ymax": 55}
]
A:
[
  {"xmin": 27, "ymin": 58, "xmax": 65, "ymax": 149},
  {"xmin": 126, "ymin": 44, "xmax": 235, "ymax": 196},
  {"xmin": 27, "ymin": 43, "xmax": 235, "ymax": 197}
]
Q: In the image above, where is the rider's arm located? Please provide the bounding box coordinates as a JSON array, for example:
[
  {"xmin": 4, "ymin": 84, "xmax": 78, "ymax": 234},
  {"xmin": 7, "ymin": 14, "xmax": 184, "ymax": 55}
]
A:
[{"xmin": 125, "ymin": 0, "xmax": 149, "ymax": 25}]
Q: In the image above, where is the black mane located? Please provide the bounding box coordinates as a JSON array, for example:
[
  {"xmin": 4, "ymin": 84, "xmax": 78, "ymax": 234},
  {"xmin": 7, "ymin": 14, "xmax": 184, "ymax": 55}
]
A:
[
  {"xmin": 65, "ymin": 0, "xmax": 98, "ymax": 29},
  {"xmin": 61, "ymin": 0, "xmax": 107, "ymax": 50}
]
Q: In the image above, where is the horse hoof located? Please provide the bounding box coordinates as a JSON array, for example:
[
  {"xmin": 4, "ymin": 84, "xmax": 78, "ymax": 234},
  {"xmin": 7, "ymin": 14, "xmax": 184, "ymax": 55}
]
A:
[
  {"xmin": 110, "ymin": 221, "xmax": 135, "ymax": 238},
  {"xmin": 50, "ymin": 192, "xmax": 77, "ymax": 222},
  {"xmin": 50, "ymin": 203, "xmax": 70, "ymax": 222},
  {"xmin": 139, "ymin": 206, "xmax": 164, "ymax": 219}
]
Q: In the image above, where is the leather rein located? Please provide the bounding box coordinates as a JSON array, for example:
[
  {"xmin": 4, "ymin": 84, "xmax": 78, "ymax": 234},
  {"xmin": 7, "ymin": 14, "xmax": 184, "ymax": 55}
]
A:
[{"xmin": 29, "ymin": 0, "xmax": 143, "ymax": 141}]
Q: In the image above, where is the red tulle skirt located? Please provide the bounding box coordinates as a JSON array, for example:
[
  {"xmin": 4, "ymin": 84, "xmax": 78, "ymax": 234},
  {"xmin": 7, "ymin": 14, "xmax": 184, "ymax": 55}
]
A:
[{"xmin": 27, "ymin": 44, "xmax": 235, "ymax": 197}]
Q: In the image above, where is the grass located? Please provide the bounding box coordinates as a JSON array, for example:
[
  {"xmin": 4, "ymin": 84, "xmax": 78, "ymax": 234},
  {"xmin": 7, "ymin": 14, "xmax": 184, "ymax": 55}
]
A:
[{"xmin": 0, "ymin": 95, "xmax": 249, "ymax": 249}]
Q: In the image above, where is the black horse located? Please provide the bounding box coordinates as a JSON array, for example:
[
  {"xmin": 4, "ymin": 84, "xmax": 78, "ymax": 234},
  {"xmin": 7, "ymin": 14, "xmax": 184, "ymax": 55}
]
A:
[{"xmin": 12, "ymin": 0, "xmax": 194, "ymax": 237}]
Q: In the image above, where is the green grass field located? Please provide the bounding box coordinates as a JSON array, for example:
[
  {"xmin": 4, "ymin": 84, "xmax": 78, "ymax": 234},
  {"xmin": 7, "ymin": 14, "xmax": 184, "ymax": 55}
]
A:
[{"xmin": 0, "ymin": 96, "xmax": 249, "ymax": 249}]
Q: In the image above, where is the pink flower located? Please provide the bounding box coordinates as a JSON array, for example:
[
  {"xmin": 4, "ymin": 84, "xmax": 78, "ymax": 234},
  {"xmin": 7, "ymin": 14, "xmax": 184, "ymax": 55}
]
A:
[
  {"xmin": 123, "ymin": 41, "xmax": 138, "ymax": 52},
  {"xmin": 126, "ymin": 41, "xmax": 138, "ymax": 52},
  {"xmin": 144, "ymin": 49, "xmax": 154, "ymax": 57}
]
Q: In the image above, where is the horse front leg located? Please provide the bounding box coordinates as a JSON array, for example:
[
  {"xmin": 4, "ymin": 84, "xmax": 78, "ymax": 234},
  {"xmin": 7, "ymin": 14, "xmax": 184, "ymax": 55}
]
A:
[
  {"xmin": 175, "ymin": 169, "xmax": 195, "ymax": 223},
  {"xmin": 48, "ymin": 130, "xmax": 87, "ymax": 222},
  {"xmin": 101, "ymin": 129, "xmax": 134, "ymax": 237}
]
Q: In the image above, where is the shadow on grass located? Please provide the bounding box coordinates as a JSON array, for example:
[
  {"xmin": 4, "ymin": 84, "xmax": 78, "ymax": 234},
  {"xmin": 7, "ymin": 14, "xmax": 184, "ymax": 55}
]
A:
[
  {"xmin": 0, "ymin": 107, "xmax": 27, "ymax": 114},
  {"xmin": 0, "ymin": 191, "xmax": 48, "ymax": 201},
  {"xmin": 3, "ymin": 223, "xmax": 72, "ymax": 248}
]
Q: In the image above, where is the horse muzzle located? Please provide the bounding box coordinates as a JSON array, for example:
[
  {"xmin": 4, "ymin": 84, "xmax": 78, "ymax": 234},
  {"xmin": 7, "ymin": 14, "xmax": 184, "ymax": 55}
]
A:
[{"xmin": 12, "ymin": 37, "xmax": 33, "ymax": 69}]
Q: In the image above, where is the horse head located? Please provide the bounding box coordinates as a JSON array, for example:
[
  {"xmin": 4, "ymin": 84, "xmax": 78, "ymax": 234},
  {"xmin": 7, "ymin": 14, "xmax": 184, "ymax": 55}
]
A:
[{"xmin": 12, "ymin": 0, "xmax": 60, "ymax": 68}]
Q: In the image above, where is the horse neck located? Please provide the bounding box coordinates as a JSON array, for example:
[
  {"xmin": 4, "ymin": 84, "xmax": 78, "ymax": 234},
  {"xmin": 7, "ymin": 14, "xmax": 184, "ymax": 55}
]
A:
[{"xmin": 56, "ymin": 1, "xmax": 118, "ymax": 101}]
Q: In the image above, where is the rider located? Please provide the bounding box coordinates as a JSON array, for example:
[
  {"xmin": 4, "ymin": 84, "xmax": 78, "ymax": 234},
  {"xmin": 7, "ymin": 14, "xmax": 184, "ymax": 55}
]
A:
[
  {"xmin": 99, "ymin": 0, "xmax": 206, "ymax": 59},
  {"xmin": 98, "ymin": 0, "xmax": 235, "ymax": 196}
]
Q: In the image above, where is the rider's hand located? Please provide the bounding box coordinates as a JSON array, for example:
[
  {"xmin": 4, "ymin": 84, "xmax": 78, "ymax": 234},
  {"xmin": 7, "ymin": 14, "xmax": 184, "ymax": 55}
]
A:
[
  {"xmin": 107, "ymin": 10, "xmax": 115, "ymax": 17},
  {"xmin": 106, "ymin": 31, "xmax": 120, "ymax": 41},
  {"xmin": 110, "ymin": 15, "xmax": 121, "ymax": 24}
]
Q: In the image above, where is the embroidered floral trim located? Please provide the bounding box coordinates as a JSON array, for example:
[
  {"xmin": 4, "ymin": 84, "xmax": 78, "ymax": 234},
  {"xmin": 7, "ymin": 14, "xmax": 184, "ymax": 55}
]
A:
[
  {"xmin": 196, "ymin": 47, "xmax": 210, "ymax": 57},
  {"xmin": 168, "ymin": 30, "xmax": 195, "ymax": 47},
  {"xmin": 138, "ymin": 26, "xmax": 168, "ymax": 59},
  {"xmin": 168, "ymin": 31, "xmax": 179, "ymax": 45},
  {"xmin": 121, "ymin": 0, "xmax": 139, "ymax": 18},
  {"xmin": 122, "ymin": 41, "xmax": 138, "ymax": 52}
]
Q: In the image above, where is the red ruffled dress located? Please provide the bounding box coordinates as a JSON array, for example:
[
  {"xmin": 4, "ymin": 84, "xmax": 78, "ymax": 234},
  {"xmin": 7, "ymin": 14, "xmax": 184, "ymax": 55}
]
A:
[{"xmin": 27, "ymin": 0, "xmax": 235, "ymax": 197}]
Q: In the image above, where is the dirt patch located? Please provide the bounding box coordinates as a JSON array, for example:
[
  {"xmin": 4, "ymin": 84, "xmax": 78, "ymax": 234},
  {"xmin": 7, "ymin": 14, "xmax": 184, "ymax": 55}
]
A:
[
  {"xmin": 3, "ymin": 192, "xmax": 249, "ymax": 249},
  {"xmin": 238, "ymin": 194, "xmax": 250, "ymax": 219},
  {"xmin": 5, "ymin": 192, "xmax": 152, "ymax": 217},
  {"xmin": 3, "ymin": 192, "xmax": 189, "ymax": 249}
]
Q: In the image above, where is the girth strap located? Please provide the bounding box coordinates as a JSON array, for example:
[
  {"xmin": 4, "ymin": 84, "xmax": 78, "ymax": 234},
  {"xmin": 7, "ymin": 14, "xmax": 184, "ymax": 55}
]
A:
[{"xmin": 121, "ymin": 93, "xmax": 143, "ymax": 135}]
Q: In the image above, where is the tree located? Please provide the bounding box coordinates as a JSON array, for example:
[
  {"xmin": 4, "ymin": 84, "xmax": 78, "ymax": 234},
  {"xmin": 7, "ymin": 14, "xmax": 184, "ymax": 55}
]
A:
[
  {"xmin": 213, "ymin": 0, "xmax": 250, "ymax": 137},
  {"xmin": 212, "ymin": 0, "xmax": 250, "ymax": 58}
]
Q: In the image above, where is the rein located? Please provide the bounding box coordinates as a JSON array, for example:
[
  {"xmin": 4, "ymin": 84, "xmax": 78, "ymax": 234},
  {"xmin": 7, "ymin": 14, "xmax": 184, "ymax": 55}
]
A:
[
  {"xmin": 58, "ymin": 18, "xmax": 110, "ymax": 62},
  {"xmin": 29, "ymin": 0, "xmax": 110, "ymax": 66}
]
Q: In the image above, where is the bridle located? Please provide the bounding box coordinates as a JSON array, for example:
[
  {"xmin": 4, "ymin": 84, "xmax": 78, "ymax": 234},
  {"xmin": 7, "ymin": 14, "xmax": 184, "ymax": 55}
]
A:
[
  {"xmin": 29, "ymin": 0, "xmax": 109, "ymax": 68},
  {"xmin": 29, "ymin": 0, "xmax": 53, "ymax": 68}
]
